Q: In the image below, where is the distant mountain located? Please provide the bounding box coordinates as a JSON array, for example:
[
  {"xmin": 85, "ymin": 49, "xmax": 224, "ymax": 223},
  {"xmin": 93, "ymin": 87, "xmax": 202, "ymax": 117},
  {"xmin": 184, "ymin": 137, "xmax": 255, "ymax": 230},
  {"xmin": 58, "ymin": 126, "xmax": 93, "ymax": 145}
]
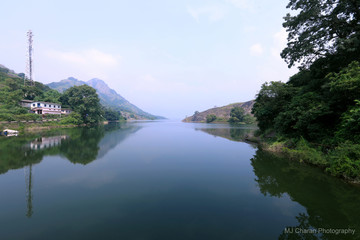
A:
[
  {"xmin": 48, "ymin": 77, "xmax": 164, "ymax": 120},
  {"xmin": 47, "ymin": 77, "xmax": 86, "ymax": 93},
  {"xmin": 183, "ymin": 100, "xmax": 255, "ymax": 122}
]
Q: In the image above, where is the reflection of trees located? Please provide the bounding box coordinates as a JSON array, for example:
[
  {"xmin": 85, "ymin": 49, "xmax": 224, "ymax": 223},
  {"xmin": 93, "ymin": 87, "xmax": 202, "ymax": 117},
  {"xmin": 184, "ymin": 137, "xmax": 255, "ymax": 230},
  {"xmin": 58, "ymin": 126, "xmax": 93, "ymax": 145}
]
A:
[
  {"xmin": 279, "ymin": 213, "xmax": 320, "ymax": 240},
  {"xmin": 251, "ymin": 150, "xmax": 360, "ymax": 240},
  {"xmin": 197, "ymin": 127, "xmax": 256, "ymax": 143},
  {"xmin": 0, "ymin": 136, "xmax": 44, "ymax": 174},
  {"xmin": 59, "ymin": 126, "xmax": 105, "ymax": 165},
  {"xmin": 0, "ymin": 122, "xmax": 141, "ymax": 172}
]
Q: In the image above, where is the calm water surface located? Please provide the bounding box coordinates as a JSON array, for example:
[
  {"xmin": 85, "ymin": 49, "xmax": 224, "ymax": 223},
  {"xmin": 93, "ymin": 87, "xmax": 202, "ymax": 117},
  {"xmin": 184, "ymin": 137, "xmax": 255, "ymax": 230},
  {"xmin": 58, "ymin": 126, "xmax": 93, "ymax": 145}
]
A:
[{"xmin": 0, "ymin": 121, "xmax": 359, "ymax": 240}]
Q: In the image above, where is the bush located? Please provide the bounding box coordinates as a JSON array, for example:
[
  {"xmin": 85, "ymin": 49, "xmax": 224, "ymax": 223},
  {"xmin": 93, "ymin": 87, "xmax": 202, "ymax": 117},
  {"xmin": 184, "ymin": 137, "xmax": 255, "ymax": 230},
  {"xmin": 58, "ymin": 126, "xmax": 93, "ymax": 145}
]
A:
[
  {"xmin": 326, "ymin": 142, "xmax": 360, "ymax": 180},
  {"xmin": 284, "ymin": 138, "xmax": 328, "ymax": 166},
  {"xmin": 15, "ymin": 113, "xmax": 41, "ymax": 121},
  {"xmin": 43, "ymin": 114, "xmax": 61, "ymax": 119},
  {"xmin": 0, "ymin": 113, "xmax": 15, "ymax": 121},
  {"xmin": 60, "ymin": 112, "xmax": 83, "ymax": 125}
]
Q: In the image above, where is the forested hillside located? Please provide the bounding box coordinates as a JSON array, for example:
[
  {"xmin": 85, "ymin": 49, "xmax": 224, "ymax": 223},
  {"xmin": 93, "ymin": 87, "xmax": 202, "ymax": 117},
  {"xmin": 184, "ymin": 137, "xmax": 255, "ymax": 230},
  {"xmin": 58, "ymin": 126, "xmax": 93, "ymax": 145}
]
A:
[
  {"xmin": 252, "ymin": 0, "xmax": 360, "ymax": 181},
  {"xmin": 0, "ymin": 65, "xmax": 58, "ymax": 121}
]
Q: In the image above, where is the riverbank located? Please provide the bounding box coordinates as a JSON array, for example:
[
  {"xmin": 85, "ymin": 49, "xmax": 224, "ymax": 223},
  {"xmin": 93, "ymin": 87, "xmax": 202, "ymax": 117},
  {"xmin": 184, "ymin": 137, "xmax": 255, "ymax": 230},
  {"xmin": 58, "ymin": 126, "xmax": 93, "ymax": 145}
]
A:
[
  {"xmin": 245, "ymin": 134, "xmax": 360, "ymax": 185},
  {"xmin": 0, "ymin": 120, "xmax": 127, "ymax": 134}
]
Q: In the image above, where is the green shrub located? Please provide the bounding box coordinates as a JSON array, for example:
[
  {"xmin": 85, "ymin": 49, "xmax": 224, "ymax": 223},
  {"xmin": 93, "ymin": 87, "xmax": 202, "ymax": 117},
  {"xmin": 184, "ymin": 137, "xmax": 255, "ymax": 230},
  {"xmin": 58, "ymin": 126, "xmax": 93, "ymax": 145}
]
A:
[
  {"xmin": 60, "ymin": 112, "xmax": 83, "ymax": 125},
  {"xmin": 284, "ymin": 137, "xmax": 328, "ymax": 166},
  {"xmin": 335, "ymin": 100, "xmax": 360, "ymax": 143},
  {"xmin": 15, "ymin": 113, "xmax": 41, "ymax": 121},
  {"xmin": 43, "ymin": 114, "xmax": 61, "ymax": 119},
  {"xmin": 0, "ymin": 113, "xmax": 15, "ymax": 121},
  {"xmin": 326, "ymin": 142, "xmax": 360, "ymax": 180}
]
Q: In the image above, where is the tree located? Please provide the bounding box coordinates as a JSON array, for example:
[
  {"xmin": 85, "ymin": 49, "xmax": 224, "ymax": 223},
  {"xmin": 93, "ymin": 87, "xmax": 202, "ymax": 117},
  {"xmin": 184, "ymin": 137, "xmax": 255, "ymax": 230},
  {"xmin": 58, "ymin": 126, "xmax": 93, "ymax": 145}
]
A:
[
  {"xmin": 329, "ymin": 61, "xmax": 360, "ymax": 106},
  {"xmin": 192, "ymin": 111, "xmax": 201, "ymax": 121},
  {"xmin": 229, "ymin": 107, "xmax": 245, "ymax": 123},
  {"xmin": 281, "ymin": 0, "xmax": 360, "ymax": 68},
  {"xmin": 60, "ymin": 85, "xmax": 103, "ymax": 124},
  {"xmin": 252, "ymin": 81, "xmax": 297, "ymax": 131},
  {"xmin": 206, "ymin": 114, "xmax": 217, "ymax": 123}
]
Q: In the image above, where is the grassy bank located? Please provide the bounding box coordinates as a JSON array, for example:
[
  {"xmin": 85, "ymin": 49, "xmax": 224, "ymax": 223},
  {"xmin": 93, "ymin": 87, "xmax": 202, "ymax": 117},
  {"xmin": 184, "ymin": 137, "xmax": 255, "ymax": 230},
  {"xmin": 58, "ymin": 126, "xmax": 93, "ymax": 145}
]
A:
[{"xmin": 0, "ymin": 121, "xmax": 81, "ymax": 133}]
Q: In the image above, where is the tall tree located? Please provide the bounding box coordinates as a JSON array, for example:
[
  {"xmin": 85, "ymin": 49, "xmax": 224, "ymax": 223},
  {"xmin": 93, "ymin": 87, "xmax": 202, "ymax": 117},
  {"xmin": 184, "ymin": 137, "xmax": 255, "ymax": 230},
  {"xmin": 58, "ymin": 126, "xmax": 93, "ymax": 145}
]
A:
[
  {"xmin": 281, "ymin": 0, "xmax": 360, "ymax": 68},
  {"xmin": 60, "ymin": 85, "xmax": 103, "ymax": 124}
]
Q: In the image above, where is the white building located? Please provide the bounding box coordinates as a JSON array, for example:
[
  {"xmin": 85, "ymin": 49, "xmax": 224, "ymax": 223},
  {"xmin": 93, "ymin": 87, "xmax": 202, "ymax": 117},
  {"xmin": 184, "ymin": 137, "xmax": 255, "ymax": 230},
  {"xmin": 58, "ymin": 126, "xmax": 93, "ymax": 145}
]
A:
[
  {"xmin": 31, "ymin": 102, "xmax": 61, "ymax": 115},
  {"xmin": 61, "ymin": 108, "xmax": 72, "ymax": 115}
]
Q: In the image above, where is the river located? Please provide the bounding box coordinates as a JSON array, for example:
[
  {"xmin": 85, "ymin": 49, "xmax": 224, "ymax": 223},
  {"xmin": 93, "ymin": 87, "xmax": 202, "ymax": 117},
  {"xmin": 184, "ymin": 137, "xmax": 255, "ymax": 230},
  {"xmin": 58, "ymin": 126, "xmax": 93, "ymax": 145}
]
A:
[{"xmin": 0, "ymin": 121, "xmax": 359, "ymax": 240}]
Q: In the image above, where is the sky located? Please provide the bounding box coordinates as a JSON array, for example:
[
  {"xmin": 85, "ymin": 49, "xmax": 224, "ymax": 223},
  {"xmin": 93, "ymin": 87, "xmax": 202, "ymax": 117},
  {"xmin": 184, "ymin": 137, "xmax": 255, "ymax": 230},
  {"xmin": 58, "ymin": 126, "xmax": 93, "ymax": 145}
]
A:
[{"xmin": 0, "ymin": 0, "xmax": 298, "ymax": 119}]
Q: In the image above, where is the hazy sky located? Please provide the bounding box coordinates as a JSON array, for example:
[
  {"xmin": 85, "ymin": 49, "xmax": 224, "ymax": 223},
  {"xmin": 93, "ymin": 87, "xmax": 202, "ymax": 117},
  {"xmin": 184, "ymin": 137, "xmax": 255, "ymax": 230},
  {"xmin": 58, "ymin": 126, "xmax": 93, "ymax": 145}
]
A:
[{"xmin": 0, "ymin": 0, "xmax": 298, "ymax": 119}]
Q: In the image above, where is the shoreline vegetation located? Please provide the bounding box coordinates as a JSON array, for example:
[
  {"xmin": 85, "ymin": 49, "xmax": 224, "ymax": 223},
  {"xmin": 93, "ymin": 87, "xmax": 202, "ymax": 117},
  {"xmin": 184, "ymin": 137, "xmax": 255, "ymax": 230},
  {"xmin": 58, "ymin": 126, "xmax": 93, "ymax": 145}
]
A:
[
  {"xmin": 248, "ymin": 1, "xmax": 360, "ymax": 184},
  {"xmin": 244, "ymin": 133, "xmax": 360, "ymax": 185}
]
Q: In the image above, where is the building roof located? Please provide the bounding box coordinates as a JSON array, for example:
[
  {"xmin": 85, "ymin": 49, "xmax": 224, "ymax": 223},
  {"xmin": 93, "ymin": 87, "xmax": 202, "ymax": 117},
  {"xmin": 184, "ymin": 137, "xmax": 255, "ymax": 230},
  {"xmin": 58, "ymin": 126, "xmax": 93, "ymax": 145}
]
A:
[{"xmin": 31, "ymin": 101, "xmax": 61, "ymax": 105}]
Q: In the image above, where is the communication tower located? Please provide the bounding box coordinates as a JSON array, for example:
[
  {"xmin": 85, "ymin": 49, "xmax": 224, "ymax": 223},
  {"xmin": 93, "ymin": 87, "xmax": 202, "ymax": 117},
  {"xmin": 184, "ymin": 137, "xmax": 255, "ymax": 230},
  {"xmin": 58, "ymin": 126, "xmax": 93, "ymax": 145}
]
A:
[{"xmin": 26, "ymin": 30, "xmax": 34, "ymax": 86}]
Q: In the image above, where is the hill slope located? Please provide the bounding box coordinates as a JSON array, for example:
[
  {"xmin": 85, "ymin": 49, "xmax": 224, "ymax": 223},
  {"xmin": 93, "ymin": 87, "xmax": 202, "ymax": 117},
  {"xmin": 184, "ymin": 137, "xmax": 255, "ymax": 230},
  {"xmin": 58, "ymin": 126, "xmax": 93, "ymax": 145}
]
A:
[
  {"xmin": 183, "ymin": 100, "xmax": 255, "ymax": 122},
  {"xmin": 48, "ymin": 77, "xmax": 164, "ymax": 119}
]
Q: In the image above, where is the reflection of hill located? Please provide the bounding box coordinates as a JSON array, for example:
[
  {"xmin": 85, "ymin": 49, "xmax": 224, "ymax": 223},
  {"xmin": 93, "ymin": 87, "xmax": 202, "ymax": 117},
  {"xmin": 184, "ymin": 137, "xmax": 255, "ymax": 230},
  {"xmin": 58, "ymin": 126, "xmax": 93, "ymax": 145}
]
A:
[
  {"xmin": 251, "ymin": 150, "xmax": 360, "ymax": 239},
  {"xmin": 197, "ymin": 126, "xmax": 256, "ymax": 143},
  {"xmin": 97, "ymin": 123, "xmax": 141, "ymax": 159}
]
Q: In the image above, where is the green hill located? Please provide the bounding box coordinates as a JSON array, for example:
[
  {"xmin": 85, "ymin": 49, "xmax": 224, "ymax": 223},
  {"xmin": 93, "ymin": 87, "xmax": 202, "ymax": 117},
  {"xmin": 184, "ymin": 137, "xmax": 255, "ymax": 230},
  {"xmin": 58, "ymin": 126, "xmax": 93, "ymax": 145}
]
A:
[{"xmin": 183, "ymin": 100, "xmax": 255, "ymax": 122}]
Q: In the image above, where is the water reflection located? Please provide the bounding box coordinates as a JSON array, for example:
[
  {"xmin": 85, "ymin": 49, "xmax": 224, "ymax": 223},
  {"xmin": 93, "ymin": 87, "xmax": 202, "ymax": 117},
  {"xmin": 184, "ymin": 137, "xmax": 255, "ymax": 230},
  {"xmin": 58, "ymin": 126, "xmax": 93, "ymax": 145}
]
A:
[
  {"xmin": 0, "ymin": 122, "xmax": 141, "ymax": 173},
  {"xmin": 29, "ymin": 135, "xmax": 69, "ymax": 150},
  {"xmin": 25, "ymin": 164, "xmax": 33, "ymax": 218},
  {"xmin": 0, "ymin": 122, "xmax": 141, "ymax": 218},
  {"xmin": 196, "ymin": 124, "xmax": 257, "ymax": 143},
  {"xmin": 251, "ymin": 150, "xmax": 360, "ymax": 239}
]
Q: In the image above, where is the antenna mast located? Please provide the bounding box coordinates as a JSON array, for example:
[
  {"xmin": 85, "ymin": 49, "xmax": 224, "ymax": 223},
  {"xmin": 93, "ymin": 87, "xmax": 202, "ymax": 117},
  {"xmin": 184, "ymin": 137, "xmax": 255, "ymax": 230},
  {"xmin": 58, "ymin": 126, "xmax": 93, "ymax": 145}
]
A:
[{"xmin": 26, "ymin": 30, "xmax": 34, "ymax": 86}]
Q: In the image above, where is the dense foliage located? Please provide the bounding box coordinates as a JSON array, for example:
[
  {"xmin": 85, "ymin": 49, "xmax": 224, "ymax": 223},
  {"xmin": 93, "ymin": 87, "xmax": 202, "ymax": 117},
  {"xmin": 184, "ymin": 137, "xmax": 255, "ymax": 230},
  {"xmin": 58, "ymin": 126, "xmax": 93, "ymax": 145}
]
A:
[
  {"xmin": 253, "ymin": 0, "xmax": 360, "ymax": 180},
  {"xmin": 281, "ymin": 0, "xmax": 360, "ymax": 69},
  {"xmin": 0, "ymin": 70, "xmax": 43, "ymax": 121}
]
